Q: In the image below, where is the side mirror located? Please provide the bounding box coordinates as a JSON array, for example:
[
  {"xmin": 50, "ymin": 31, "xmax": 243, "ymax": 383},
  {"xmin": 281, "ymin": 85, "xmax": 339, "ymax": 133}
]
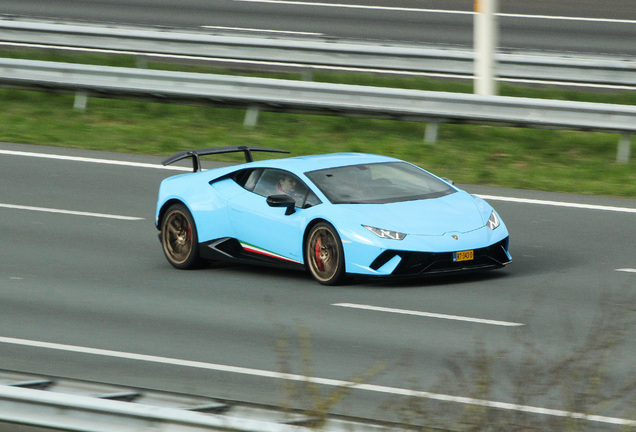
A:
[
  {"xmin": 441, "ymin": 177, "xmax": 455, "ymax": 185},
  {"xmin": 266, "ymin": 194, "xmax": 296, "ymax": 215}
]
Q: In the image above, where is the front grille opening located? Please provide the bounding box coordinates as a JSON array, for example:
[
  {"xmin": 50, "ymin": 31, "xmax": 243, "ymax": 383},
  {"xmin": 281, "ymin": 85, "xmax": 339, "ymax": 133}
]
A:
[{"xmin": 371, "ymin": 237, "xmax": 510, "ymax": 277}]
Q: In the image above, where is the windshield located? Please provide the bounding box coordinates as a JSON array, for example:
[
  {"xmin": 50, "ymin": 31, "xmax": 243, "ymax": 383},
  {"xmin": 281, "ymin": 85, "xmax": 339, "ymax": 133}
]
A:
[{"xmin": 305, "ymin": 162, "xmax": 455, "ymax": 204}]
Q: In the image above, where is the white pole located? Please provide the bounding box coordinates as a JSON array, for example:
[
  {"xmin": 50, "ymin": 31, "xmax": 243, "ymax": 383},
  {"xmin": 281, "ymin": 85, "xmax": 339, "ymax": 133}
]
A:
[{"xmin": 474, "ymin": 0, "xmax": 498, "ymax": 95}]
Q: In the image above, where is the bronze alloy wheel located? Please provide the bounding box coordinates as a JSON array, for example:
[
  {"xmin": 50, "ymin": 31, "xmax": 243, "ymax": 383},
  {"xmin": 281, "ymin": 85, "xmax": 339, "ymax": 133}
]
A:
[
  {"xmin": 306, "ymin": 222, "xmax": 345, "ymax": 285},
  {"xmin": 161, "ymin": 204, "xmax": 200, "ymax": 269}
]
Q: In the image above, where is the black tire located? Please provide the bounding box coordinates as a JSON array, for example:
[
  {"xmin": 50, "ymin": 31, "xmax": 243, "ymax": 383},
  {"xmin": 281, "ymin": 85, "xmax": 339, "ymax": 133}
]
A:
[
  {"xmin": 161, "ymin": 204, "xmax": 200, "ymax": 269},
  {"xmin": 305, "ymin": 222, "xmax": 345, "ymax": 285}
]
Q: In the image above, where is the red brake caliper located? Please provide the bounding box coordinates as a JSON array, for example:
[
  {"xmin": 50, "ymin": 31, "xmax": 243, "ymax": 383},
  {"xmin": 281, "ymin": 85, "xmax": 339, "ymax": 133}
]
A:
[{"xmin": 314, "ymin": 237, "xmax": 324, "ymax": 271}]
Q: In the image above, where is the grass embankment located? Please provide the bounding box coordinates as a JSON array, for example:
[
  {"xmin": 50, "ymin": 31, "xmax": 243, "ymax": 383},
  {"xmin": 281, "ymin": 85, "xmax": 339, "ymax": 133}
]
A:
[{"xmin": 1, "ymin": 51, "xmax": 634, "ymax": 198}]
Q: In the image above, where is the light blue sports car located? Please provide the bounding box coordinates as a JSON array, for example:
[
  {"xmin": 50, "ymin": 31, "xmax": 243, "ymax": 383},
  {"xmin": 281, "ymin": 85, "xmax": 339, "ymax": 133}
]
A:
[{"xmin": 156, "ymin": 146, "xmax": 511, "ymax": 285}]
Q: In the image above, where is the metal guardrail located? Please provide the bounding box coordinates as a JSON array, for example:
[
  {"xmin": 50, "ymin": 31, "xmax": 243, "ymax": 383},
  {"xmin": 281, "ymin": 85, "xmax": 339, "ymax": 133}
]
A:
[
  {"xmin": 1, "ymin": 57, "xmax": 635, "ymax": 133},
  {"xmin": 0, "ymin": 371, "xmax": 303, "ymax": 432},
  {"xmin": 0, "ymin": 57, "xmax": 633, "ymax": 162},
  {"xmin": 1, "ymin": 16, "xmax": 635, "ymax": 90},
  {"xmin": 0, "ymin": 385, "xmax": 310, "ymax": 432},
  {"xmin": 0, "ymin": 370, "xmax": 403, "ymax": 432}
]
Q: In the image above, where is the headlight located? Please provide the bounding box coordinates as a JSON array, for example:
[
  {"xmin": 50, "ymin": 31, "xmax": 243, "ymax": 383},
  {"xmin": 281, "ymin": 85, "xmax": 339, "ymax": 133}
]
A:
[
  {"xmin": 487, "ymin": 211, "xmax": 500, "ymax": 230},
  {"xmin": 363, "ymin": 225, "xmax": 406, "ymax": 240}
]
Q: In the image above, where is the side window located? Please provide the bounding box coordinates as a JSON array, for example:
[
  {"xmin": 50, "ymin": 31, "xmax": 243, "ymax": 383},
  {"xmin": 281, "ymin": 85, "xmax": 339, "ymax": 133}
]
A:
[
  {"xmin": 253, "ymin": 169, "xmax": 321, "ymax": 209},
  {"xmin": 234, "ymin": 168, "xmax": 263, "ymax": 192},
  {"xmin": 304, "ymin": 192, "xmax": 321, "ymax": 208},
  {"xmin": 252, "ymin": 169, "xmax": 282, "ymax": 197}
]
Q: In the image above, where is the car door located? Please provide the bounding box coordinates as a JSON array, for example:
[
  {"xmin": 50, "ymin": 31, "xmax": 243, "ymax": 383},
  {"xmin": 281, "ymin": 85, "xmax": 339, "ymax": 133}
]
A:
[{"xmin": 228, "ymin": 168, "xmax": 320, "ymax": 266}]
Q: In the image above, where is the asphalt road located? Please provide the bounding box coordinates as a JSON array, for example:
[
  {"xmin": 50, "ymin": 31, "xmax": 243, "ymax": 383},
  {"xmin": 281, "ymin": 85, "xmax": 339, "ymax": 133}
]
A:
[
  {"xmin": 1, "ymin": 142, "xmax": 635, "ymax": 428},
  {"xmin": 1, "ymin": 0, "xmax": 635, "ymax": 56}
]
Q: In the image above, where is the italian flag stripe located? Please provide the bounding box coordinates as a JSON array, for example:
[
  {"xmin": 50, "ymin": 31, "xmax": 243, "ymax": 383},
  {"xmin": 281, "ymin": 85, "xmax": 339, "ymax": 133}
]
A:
[{"xmin": 240, "ymin": 241, "xmax": 302, "ymax": 264}]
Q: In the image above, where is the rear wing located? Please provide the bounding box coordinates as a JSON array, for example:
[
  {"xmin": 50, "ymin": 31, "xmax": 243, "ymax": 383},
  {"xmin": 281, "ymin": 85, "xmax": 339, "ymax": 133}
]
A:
[{"xmin": 162, "ymin": 146, "xmax": 289, "ymax": 172}]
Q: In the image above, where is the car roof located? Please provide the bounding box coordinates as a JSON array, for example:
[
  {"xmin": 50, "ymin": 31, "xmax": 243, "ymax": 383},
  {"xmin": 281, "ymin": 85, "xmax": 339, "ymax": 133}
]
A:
[{"xmin": 252, "ymin": 152, "xmax": 401, "ymax": 173}]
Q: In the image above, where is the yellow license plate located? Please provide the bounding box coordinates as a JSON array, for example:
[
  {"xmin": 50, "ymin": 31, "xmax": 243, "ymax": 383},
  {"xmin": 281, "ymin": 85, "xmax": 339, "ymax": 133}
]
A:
[{"xmin": 453, "ymin": 250, "xmax": 474, "ymax": 262}]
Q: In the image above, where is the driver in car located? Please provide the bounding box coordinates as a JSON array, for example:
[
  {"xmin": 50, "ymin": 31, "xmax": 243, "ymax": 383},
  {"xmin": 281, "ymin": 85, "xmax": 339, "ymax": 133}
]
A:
[{"xmin": 276, "ymin": 174, "xmax": 305, "ymax": 206}]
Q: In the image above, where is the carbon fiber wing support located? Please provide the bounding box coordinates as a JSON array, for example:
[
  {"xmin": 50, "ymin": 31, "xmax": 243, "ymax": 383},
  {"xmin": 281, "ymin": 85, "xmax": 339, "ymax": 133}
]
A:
[{"xmin": 162, "ymin": 146, "xmax": 290, "ymax": 172}]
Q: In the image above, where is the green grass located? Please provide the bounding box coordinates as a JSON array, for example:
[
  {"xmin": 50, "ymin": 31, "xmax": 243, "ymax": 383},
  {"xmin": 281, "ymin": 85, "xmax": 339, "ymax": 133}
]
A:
[{"xmin": 1, "ymin": 50, "xmax": 635, "ymax": 198}]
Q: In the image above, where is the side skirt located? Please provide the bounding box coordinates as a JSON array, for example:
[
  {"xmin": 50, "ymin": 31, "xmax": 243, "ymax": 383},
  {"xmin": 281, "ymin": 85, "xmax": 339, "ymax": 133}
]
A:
[{"xmin": 199, "ymin": 238, "xmax": 305, "ymax": 271}]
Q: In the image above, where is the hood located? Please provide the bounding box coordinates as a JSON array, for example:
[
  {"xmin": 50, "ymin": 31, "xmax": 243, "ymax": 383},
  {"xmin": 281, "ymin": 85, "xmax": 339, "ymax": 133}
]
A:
[{"xmin": 343, "ymin": 191, "xmax": 486, "ymax": 236}]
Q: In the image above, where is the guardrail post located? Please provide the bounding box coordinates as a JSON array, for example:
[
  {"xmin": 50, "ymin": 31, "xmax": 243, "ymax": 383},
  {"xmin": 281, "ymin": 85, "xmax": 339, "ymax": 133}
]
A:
[
  {"xmin": 617, "ymin": 134, "xmax": 631, "ymax": 163},
  {"xmin": 244, "ymin": 105, "xmax": 260, "ymax": 128},
  {"xmin": 136, "ymin": 56, "xmax": 148, "ymax": 69},
  {"xmin": 424, "ymin": 122, "xmax": 439, "ymax": 143},
  {"xmin": 73, "ymin": 91, "xmax": 88, "ymax": 111}
]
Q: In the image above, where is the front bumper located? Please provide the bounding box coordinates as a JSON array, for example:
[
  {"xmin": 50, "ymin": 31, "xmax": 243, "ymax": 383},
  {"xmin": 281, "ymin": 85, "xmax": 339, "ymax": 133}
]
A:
[
  {"xmin": 342, "ymin": 221, "xmax": 511, "ymax": 277},
  {"xmin": 369, "ymin": 237, "xmax": 511, "ymax": 277}
]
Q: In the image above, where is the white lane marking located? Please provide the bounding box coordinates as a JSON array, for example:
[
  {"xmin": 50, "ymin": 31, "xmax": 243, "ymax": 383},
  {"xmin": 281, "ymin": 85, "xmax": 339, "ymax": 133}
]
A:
[
  {"xmin": 498, "ymin": 12, "xmax": 636, "ymax": 24},
  {"xmin": 201, "ymin": 25, "xmax": 323, "ymax": 36},
  {"xmin": 616, "ymin": 268, "xmax": 636, "ymax": 273},
  {"xmin": 3, "ymin": 149, "xmax": 635, "ymax": 214},
  {"xmin": 477, "ymin": 194, "xmax": 636, "ymax": 214},
  {"xmin": 333, "ymin": 303, "xmax": 523, "ymax": 327},
  {"xmin": 496, "ymin": 77, "xmax": 635, "ymax": 91},
  {"xmin": 0, "ymin": 149, "xmax": 190, "ymax": 171},
  {"xmin": 0, "ymin": 203, "xmax": 144, "ymax": 220},
  {"xmin": 232, "ymin": 0, "xmax": 472, "ymax": 14},
  {"xmin": 232, "ymin": 0, "xmax": 636, "ymax": 24},
  {"xmin": 0, "ymin": 335, "xmax": 634, "ymax": 426}
]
